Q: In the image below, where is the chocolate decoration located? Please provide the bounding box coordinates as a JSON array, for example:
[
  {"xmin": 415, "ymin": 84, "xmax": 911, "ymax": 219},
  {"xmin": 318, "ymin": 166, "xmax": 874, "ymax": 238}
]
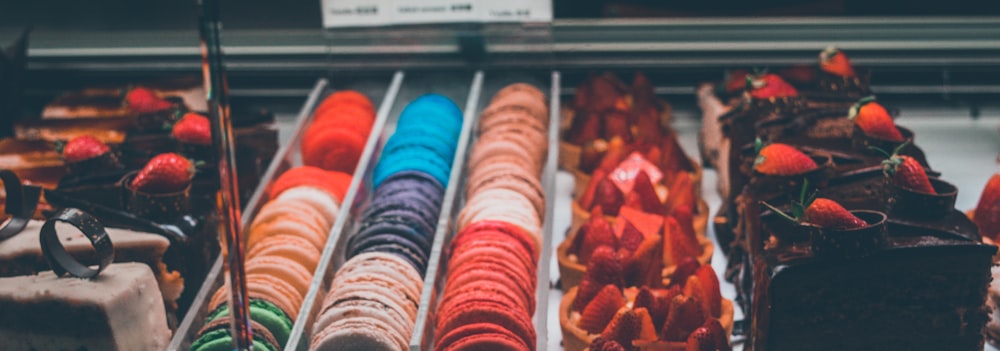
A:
[
  {"xmin": 121, "ymin": 171, "xmax": 191, "ymax": 221},
  {"xmin": 815, "ymin": 68, "xmax": 872, "ymax": 98},
  {"xmin": 0, "ymin": 170, "xmax": 40, "ymax": 240},
  {"xmin": 134, "ymin": 101, "xmax": 185, "ymax": 133},
  {"xmin": 809, "ymin": 210, "xmax": 887, "ymax": 259},
  {"xmin": 850, "ymin": 124, "xmax": 915, "ymax": 155},
  {"xmin": 42, "ymin": 188, "xmax": 189, "ymax": 244},
  {"xmin": 39, "ymin": 207, "xmax": 114, "ymax": 278},
  {"xmin": 889, "ymin": 177, "xmax": 958, "ymax": 220},
  {"xmin": 65, "ymin": 148, "xmax": 124, "ymax": 177}
]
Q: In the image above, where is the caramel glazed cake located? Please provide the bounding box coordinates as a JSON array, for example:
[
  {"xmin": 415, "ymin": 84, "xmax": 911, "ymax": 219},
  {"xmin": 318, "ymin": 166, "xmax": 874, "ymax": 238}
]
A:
[{"xmin": 698, "ymin": 48, "xmax": 996, "ymax": 350}]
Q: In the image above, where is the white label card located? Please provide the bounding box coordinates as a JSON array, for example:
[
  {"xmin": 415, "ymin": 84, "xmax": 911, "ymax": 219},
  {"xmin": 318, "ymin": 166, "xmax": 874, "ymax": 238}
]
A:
[
  {"xmin": 480, "ymin": 0, "xmax": 552, "ymax": 22},
  {"xmin": 321, "ymin": 0, "xmax": 552, "ymax": 28},
  {"xmin": 391, "ymin": 0, "xmax": 478, "ymax": 25},
  {"xmin": 321, "ymin": 0, "xmax": 390, "ymax": 27}
]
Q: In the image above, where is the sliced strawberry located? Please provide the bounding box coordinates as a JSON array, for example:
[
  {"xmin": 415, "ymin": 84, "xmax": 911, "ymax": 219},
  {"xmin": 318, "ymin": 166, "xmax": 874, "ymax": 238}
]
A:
[
  {"xmin": 685, "ymin": 327, "xmax": 716, "ymax": 351},
  {"xmin": 596, "ymin": 137, "xmax": 630, "ymax": 174},
  {"xmin": 748, "ymin": 74, "xmax": 799, "ymax": 99},
  {"xmin": 664, "ymin": 174, "xmax": 695, "ymax": 217},
  {"xmin": 622, "ymin": 233, "xmax": 663, "ymax": 288},
  {"xmin": 633, "ymin": 287, "xmax": 673, "ymax": 331},
  {"xmin": 604, "ymin": 110, "xmax": 632, "ymax": 142},
  {"xmin": 634, "ymin": 107, "xmax": 663, "ymax": 145},
  {"xmin": 660, "ymin": 133, "xmax": 694, "ymax": 175},
  {"xmin": 631, "ymin": 170, "xmax": 664, "ymax": 213},
  {"xmin": 586, "ymin": 245, "xmax": 625, "ymax": 287},
  {"xmin": 820, "ymin": 46, "xmax": 857, "ymax": 78},
  {"xmin": 884, "ymin": 155, "xmax": 936, "ymax": 194},
  {"xmin": 588, "ymin": 74, "xmax": 627, "ymax": 112},
  {"xmin": 849, "ymin": 97, "xmax": 903, "ymax": 142},
  {"xmin": 576, "ymin": 214, "xmax": 618, "ymax": 264},
  {"xmin": 661, "ymin": 294, "xmax": 707, "ymax": 342},
  {"xmin": 619, "ymin": 206, "xmax": 664, "ymax": 239},
  {"xmin": 601, "ymin": 307, "xmax": 657, "ymax": 350},
  {"xmin": 130, "ymin": 153, "xmax": 195, "ymax": 193},
  {"xmin": 61, "ymin": 135, "xmax": 111, "ymax": 163},
  {"xmin": 570, "ymin": 111, "xmax": 603, "ymax": 145},
  {"xmin": 754, "ymin": 143, "xmax": 818, "ymax": 176},
  {"xmin": 702, "ymin": 319, "xmax": 732, "ymax": 351},
  {"xmin": 125, "ymin": 86, "xmax": 173, "ymax": 114},
  {"xmin": 578, "ymin": 284, "xmax": 627, "ymax": 334},
  {"xmin": 580, "ymin": 169, "xmax": 609, "ymax": 210},
  {"xmin": 172, "ymin": 112, "xmax": 212, "ymax": 145},
  {"xmin": 631, "ymin": 72, "xmax": 656, "ymax": 112},
  {"xmin": 596, "ymin": 177, "xmax": 626, "ymax": 216},
  {"xmin": 573, "ymin": 277, "xmax": 603, "ymax": 312},
  {"xmin": 682, "ymin": 277, "xmax": 712, "ymax": 322},
  {"xmin": 669, "ymin": 257, "xmax": 701, "ymax": 288},
  {"xmin": 663, "ymin": 215, "xmax": 702, "ymax": 267},
  {"xmin": 803, "ymin": 198, "xmax": 868, "ymax": 230},
  {"xmin": 974, "ymin": 173, "xmax": 1000, "ymax": 240},
  {"xmin": 694, "ymin": 265, "xmax": 723, "ymax": 318},
  {"xmin": 590, "ymin": 336, "xmax": 627, "ymax": 351},
  {"xmin": 618, "ymin": 220, "xmax": 645, "ymax": 252}
]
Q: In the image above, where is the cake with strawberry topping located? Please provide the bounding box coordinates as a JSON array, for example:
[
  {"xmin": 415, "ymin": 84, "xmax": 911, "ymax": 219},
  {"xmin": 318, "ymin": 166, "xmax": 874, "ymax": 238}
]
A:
[{"xmin": 707, "ymin": 76, "xmax": 995, "ymax": 350}]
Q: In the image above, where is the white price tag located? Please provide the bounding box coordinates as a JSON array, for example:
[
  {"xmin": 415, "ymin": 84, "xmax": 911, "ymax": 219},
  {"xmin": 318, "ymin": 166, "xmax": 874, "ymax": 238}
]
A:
[
  {"xmin": 391, "ymin": 0, "xmax": 478, "ymax": 25},
  {"xmin": 479, "ymin": 0, "xmax": 552, "ymax": 23},
  {"xmin": 321, "ymin": 0, "xmax": 390, "ymax": 28},
  {"xmin": 321, "ymin": 0, "xmax": 551, "ymax": 28}
]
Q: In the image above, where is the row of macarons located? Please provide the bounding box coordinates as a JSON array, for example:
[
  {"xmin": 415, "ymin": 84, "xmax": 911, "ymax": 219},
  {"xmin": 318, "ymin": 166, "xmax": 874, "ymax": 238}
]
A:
[
  {"xmin": 309, "ymin": 93, "xmax": 465, "ymax": 350},
  {"xmin": 190, "ymin": 84, "xmax": 554, "ymax": 351},
  {"xmin": 190, "ymin": 89, "xmax": 377, "ymax": 351},
  {"xmin": 433, "ymin": 83, "xmax": 550, "ymax": 351}
]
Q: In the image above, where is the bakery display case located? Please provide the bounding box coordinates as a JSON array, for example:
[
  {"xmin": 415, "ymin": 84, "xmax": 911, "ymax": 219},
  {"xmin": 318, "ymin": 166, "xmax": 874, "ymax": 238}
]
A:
[{"xmin": 2, "ymin": 3, "xmax": 1000, "ymax": 350}]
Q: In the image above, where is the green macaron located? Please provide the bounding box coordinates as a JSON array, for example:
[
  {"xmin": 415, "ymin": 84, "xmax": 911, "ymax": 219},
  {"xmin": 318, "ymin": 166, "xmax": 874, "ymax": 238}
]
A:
[
  {"xmin": 204, "ymin": 299, "xmax": 293, "ymax": 347},
  {"xmin": 189, "ymin": 318, "xmax": 279, "ymax": 351}
]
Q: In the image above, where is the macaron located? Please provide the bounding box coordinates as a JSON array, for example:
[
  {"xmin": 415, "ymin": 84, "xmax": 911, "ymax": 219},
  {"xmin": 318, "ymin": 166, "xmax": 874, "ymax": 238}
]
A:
[
  {"xmin": 309, "ymin": 317, "xmax": 406, "ymax": 351},
  {"xmin": 205, "ymin": 299, "xmax": 294, "ymax": 347},
  {"xmin": 245, "ymin": 255, "xmax": 314, "ymax": 297},
  {"xmin": 313, "ymin": 90, "xmax": 376, "ymax": 118},
  {"xmin": 268, "ymin": 166, "xmax": 352, "ymax": 202},
  {"xmin": 434, "ymin": 322, "xmax": 532, "ymax": 351},
  {"xmin": 190, "ymin": 318, "xmax": 280, "ymax": 351},
  {"xmin": 434, "ymin": 300, "xmax": 536, "ymax": 350},
  {"xmin": 373, "ymin": 151, "xmax": 452, "ymax": 189},
  {"xmin": 246, "ymin": 234, "xmax": 322, "ymax": 272},
  {"xmin": 310, "ymin": 253, "xmax": 423, "ymax": 351},
  {"xmin": 302, "ymin": 126, "xmax": 368, "ymax": 173},
  {"xmin": 275, "ymin": 187, "xmax": 341, "ymax": 227}
]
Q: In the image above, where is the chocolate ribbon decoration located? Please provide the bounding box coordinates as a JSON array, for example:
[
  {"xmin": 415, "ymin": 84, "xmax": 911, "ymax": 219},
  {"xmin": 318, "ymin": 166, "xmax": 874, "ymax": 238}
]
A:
[
  {"xmin": 40, "ymin": 207, "xmax": 114, "ymax": 278},
  {"xmin": 42, "ymin": 188, "xmax": 189, "ymax": 245},
  {"xmin": 0, "ymin": 170, "xmax": 41, "ymax": 240}
]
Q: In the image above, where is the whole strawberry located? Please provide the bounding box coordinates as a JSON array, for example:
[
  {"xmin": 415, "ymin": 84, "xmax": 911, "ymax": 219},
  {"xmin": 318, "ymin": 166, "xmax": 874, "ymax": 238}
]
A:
[
  {"xmin": 125, "ymin": 86, "xmax": 173, "ymax": 114},
  {"xmin": 849, "ymin": 97, "xmax": 904, "ymax": 142},
  {"xmin": 748, "ymin": 73, "xmax": 799, "ymax": 99},
  {"xmin": 804, "ymin": 198, "xmax": 868, "ymax": 230},
  {"xmin": 973, "ymin": 173, "xmax": 1000, "ymax": 240},
  {"xmin": 820, "ymin": 46, "xmax": 857, "ymax": 78},
  {"xmin": 883, "ymin": 155, "xmax": 936, "ymax": 194},
  {"xmin": 173, "ymin": 112, "xmax": 212, "ymax": 145},
  {"xmin": 130, "ymin": 153, "xmax": 195, "ymax": 193},
  {"xmin": 61, "ymin": 135, "xmax": 111, "ymax": 163},
  {"xmin": 754, "ymin": 143, "xmax": 818, "ymax": 176}
]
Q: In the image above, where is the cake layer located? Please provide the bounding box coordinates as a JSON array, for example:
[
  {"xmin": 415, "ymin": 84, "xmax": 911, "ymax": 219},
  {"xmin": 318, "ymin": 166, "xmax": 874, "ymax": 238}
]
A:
[
  {"xmin": 0, "ymin": 219, "xmax": 183, "ymax": 312},
  {"xmin": 0, "ymin": 262, "xmax": 171, "ymax": 351}
]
